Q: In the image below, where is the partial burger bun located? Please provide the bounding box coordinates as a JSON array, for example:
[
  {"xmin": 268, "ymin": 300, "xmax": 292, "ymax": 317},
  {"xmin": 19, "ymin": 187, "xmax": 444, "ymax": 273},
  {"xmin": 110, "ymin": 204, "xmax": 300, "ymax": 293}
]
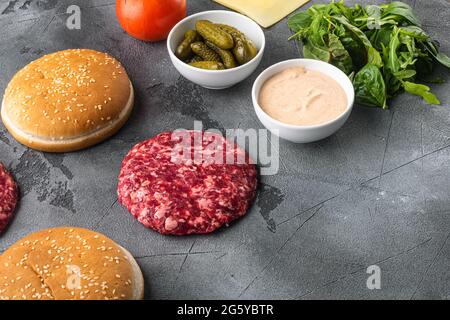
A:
[
  {"xmin": 120, "ymin": 245, "xmax": 145, "ymax": 300},
  {"xmin": 0, "ymin": 227, "xmax": 144, "ymax": 300},
  {"xmin": 1, "ymin": 49, "xmax": 134, "ymax": 153}
]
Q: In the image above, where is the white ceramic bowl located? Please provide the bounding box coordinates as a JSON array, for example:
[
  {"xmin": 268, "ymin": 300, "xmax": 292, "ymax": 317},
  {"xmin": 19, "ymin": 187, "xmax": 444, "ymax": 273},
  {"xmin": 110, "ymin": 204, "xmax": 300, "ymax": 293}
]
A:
[
  {"xmin": 167, "ymin": 10, "xmax": 265, "ymax": 89},
  {"xmin": 252, "ymin": 59, "xmax": 355, "ymax": 143}
]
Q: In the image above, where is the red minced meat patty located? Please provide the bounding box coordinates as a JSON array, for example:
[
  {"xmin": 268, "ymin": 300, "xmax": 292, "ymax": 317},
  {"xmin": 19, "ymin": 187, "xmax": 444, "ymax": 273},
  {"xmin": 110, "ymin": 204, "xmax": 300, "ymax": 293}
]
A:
[
  {"xmin": 117, "ymin": 131, "xmax": 258, "ymax": 235},
  {"xmin": 0, "ymin": 163, "xmax": 18, "ymax": 233}
]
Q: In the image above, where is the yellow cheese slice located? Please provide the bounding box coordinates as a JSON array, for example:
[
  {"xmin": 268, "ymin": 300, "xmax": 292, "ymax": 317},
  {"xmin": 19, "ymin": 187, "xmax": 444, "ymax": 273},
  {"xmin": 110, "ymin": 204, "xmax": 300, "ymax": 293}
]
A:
[{"xmin": 213, "ymin": 0, "xmax": 310, "ymax": 28}]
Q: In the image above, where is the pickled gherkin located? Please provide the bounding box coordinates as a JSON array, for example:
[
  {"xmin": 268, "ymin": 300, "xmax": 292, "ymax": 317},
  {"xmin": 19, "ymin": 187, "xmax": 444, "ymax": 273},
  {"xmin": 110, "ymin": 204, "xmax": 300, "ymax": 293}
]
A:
[
  {"xmin": 196, "ymin": 20, "xmax": 234, "ymax": 50},
  {"xmin": 191, "ymin": 42, "xmax": 221, "ymax": 62},
  {"xmin": 205, "ymin": 41, "xmax": 237, "ymax": 69},
  {"xmin": 189, "ymin": 61, "xmax": 225, "ymax": 70},
  {"xmin": 176, "ymin": 30, "xmax": 200, "ymax": 60},
  {"xmin": 217, "ymin": 24, "xmax": 258, "ymax": 65},
  {"xmin": 186, "ymin": 55, "xmax": 203, "ymax": 63}
]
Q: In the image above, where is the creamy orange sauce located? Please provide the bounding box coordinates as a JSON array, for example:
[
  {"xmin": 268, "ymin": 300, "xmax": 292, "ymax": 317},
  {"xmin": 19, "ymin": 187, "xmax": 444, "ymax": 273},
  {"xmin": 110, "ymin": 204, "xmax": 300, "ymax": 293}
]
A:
[{"xmin": 259, "ymin": 67, "xmax": 348, "ymax": 126}]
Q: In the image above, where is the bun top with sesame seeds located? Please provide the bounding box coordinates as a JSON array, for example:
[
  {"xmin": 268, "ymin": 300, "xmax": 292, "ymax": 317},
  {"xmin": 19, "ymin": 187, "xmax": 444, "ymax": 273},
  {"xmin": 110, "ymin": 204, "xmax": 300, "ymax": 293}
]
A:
[
  {"xmin": 1, "ymin": 49, "xmax": 134, "ymax": 153},
  {"xmin": 0, "ymin": 227, "xmax": 144, "ymax": 300}
]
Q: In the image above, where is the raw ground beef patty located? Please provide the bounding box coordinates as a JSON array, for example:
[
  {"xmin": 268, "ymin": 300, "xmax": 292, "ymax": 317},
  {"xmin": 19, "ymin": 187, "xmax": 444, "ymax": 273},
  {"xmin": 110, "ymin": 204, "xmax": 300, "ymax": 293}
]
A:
[
  {"xmin": 0, "ymin": 163, "xmax": 18, "ymax": 233},
  {"xmin": 118, "ymin": 131, "xmax": 258, "ymax": 235}
]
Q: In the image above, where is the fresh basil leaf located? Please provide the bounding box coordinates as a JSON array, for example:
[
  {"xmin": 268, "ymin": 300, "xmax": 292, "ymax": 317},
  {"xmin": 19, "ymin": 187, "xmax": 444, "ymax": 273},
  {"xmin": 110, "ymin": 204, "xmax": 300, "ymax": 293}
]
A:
[
  {"xmin": 393, "ymin": 69, "xmax": 416, "ymax": 80},
  {"xmin": 335, "ymin": 0, "xmax": 359, "ymax": 21},
  {"xmin": 435, "ymin": 52, "xmax": 450, "ymax": 68},
  {"xmin": 328, "ymin": 33, "xmax": 354, "ymax": 74},
  {"xmin": 380, "ymin": 1, "xmax": 421, "ymax": 26},
  {"xmin": 333, "ymin": 16, "xmax": 373, "ymax": 50},
  {"xmin": 384, "ymin": 71, "xmax": 403, "ymax": 97},
  {"xmin": 338, "ymin": 29, "xmax": 366, "ymax": 70},
  {"xmin": 288, "ymin": 11, "xmax": 312, "ymax": 33},
  {"xmin": 353, "ymin": 64, "xmax": 387, "ymax": 109},
  {"xmin": 424, "ymin": 40, "xmax": 439, "ymax": 56},
  {"xmin": 402, "ymin": 81, "xmax": 441, "ymax": 104},
  {"xmin": 307, "ymin": 4, "xmax": 328, "ymax": 16},
  {"xmin": 399, "ymin": 26, "xmax": 429, "ymax": 41},
  {"xmin": 368, "ymin": 47, "xmax": 383, "ymax": 68},
  {"xmin": 334, "ymin": 16, "xmax": 384, "ymax": 67},
  {"xmin": 303, "ymin": 41, "xmax": 331, "ymax": 62},
  {"xmin": 386, "ymin": 27, "xmax": 401, "ymax": 73},
  {"xmin": 423, "ymin": 41, "xmax": 450, "ymax": 68},
  {"xmin": 309, "ymin": 13, "xmax": 329, "ymax": 47},
  {"xmin": 369, "ymin": 26, "xmax": 393, "ymax": 50}
]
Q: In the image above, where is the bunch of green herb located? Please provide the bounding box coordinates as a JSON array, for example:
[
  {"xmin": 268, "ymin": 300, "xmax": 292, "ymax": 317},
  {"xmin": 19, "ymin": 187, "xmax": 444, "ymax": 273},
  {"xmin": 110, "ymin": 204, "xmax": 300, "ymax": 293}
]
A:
[{"xmin": 288, "ymin": 1, "xmax": 450, "ymax": 109}]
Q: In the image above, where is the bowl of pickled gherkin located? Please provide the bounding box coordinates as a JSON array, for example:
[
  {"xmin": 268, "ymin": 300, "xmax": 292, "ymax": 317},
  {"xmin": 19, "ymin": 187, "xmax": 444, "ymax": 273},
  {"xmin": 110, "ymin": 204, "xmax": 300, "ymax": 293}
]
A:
[{"xmin": 167, "ymin": 10, "xmax": 265, "ymax": 89}]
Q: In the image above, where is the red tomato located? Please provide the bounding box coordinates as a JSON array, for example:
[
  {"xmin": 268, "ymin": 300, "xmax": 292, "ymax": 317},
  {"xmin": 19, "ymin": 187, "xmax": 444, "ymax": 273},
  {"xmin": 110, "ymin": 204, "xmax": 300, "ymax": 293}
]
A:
[{"xmin": 116, "ymin": 0, "xmax": 186, "ymax": 42}]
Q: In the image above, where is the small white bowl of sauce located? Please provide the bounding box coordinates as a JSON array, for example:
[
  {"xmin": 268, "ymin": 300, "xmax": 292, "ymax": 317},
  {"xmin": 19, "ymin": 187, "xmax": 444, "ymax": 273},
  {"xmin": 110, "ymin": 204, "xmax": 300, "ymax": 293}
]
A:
[{"xmin": 252, "ymin": 59, "xmax": 354, "ymax": 143}]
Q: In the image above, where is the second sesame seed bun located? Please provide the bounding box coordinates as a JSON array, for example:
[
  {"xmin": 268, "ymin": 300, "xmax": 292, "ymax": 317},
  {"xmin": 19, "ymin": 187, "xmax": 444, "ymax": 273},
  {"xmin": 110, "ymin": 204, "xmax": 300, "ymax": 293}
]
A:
[
  {"xmin": 0, "ymin": 227, "xmax": 144, "ymax": 300},
  {"xmin": 1, "ymin": 49, "xmax": 134, "ymax": 153}
]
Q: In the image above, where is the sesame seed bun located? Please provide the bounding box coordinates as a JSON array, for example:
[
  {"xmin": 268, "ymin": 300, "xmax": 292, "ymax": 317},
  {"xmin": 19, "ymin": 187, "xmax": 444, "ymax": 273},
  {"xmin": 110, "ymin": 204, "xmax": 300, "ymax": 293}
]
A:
[
  {"xmin": 1, "ymin": 49, "xmax": 134, "ymax": 153},
  {"xmin": 0, "ymin": 227, "xmax": 144, "ymax": 300}
]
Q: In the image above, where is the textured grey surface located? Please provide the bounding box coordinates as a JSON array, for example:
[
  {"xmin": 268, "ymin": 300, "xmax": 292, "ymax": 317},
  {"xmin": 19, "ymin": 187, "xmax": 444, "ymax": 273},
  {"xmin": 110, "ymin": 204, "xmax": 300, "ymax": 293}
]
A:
[{"xmin": 0, "ymin": 0, "xmax": 449, "ymax": 300}]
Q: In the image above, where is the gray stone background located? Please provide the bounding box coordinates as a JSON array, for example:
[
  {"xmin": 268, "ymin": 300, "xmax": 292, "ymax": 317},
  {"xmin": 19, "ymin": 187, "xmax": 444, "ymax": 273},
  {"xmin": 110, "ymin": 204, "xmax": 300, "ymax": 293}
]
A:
[{"xmin": 0, "ymin": 0, "xmax": 449, "ymax": 300}]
